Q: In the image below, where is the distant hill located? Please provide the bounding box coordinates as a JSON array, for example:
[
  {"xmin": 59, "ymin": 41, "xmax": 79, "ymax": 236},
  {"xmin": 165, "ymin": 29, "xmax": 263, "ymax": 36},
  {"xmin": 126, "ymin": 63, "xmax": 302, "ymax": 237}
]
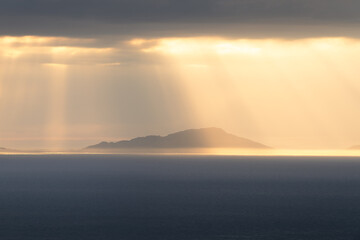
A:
[{"xmin": 87, "ymin": 128, "xmax": 270, "ymax": 150}]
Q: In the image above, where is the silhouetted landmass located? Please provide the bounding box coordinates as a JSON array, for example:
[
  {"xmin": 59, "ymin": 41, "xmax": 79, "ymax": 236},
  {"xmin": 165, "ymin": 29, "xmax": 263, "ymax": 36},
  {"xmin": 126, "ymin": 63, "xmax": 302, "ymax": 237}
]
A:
[
  {"xmin": 87, "ymin": 127, "xmax": 270, "ymax": 150},
  {"xmin": 0, "ymin": 147, "xmax": 18, "ymax": 153},
  {"xmin": 0, "ymin": 147, "xmax": 20, "ymax": 153}
]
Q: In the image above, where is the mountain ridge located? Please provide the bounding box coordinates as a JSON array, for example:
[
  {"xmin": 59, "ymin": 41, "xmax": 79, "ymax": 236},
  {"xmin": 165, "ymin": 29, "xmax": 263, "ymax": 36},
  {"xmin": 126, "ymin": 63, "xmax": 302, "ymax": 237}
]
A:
[{"xmin": 86, "ymin": 127, "xmax": 270, "ymax": 150}]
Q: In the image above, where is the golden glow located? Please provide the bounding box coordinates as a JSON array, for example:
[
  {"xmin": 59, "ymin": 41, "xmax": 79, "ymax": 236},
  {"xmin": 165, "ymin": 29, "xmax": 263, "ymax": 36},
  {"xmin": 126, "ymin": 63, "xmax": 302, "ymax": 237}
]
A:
[
  {"xmin": 128, "ymin": 38, "xmax": 149, "ymax": 46},
  {"xmin": 132, "ymin": 37, "xmax": 357, "ymax": 56},
  {"xmin": 77, "ymin": 148, "xmax": 360, "ymax": 157},
  {"xmin": 0, "ymin": 36, "xmax": 60, "ymax": 45},
  {"xmin": 44, "ymin": 63, "xmax": 68, "ymax": 150},
  {"xmin": 50, "ymin": 46, "xmax": 112, "ymax": 56},
  {"xmin": 0, "ymin": 35, "xmax": 113, "ymax": 64},
  {"xmin": 127, "ymin": 36, "xmax": 360, "ymax": 150},
  {"xmin": 134, "ymin": 37, "xmax": 264, "ymax": 55},
  {"xmin": 0, "ymin": 36, "xmax": 109, "ymax": 150},
  {"xmin": 0, "ymin": 36, "xmax": 96, "ymax": 47},
  {"xmin": 2, "ymin": 35, "xmax": 360, "ymax": 151},
  {"xmin": 215, "ymin": 42, "xmax": 261, "ymax": 55}
]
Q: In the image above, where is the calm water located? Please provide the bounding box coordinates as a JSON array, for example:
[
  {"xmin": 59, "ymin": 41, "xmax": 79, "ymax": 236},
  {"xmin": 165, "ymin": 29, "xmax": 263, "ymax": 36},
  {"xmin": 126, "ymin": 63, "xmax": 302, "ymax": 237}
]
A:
[{"xmin": 1, "ymin": 154, "xmax": 360, "ymax": 239}]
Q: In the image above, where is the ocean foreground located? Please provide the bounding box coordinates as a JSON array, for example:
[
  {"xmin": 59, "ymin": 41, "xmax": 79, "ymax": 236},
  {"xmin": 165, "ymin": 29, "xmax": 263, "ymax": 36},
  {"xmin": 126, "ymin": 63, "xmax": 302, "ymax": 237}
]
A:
[{"xmin": 1, "ymin": 154, "xmax": 360, "ymax": 239}]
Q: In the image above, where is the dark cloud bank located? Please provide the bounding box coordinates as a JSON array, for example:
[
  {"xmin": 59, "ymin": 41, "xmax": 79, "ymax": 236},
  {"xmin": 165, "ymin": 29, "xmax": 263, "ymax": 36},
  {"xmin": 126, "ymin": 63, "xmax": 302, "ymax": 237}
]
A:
[{"xmin": 2, "ymin": 0, "xmax": 360, "ymax": 38}]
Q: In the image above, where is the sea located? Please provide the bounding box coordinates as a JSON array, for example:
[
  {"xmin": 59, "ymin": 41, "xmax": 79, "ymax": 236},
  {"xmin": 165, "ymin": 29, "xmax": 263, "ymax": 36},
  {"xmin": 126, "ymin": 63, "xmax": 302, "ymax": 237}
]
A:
[{"xmin": 0, "ymin": 154, "xmax": 360, "ymax": 239}]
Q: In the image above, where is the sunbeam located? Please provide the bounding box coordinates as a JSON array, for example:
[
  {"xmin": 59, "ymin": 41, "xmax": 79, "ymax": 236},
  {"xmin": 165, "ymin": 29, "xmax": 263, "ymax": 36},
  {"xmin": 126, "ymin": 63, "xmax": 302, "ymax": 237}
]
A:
[
  {"xmin": 43, "ymin": 63, "xmax": 68, "ymax": 150},
  {"xmin": 2, "ymin": 36, "xmax": 360, "ymax": 151}
]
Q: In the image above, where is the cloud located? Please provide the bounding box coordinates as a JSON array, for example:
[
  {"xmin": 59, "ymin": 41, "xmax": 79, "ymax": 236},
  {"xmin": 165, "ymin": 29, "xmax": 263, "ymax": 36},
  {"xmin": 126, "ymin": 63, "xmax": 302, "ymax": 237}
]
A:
[
  {"xmin": 1, "ymin": 0, "xmax": 360, "ymax": 38},
  {"xmin": 0, "ymin": 36, "xmax": 118, "ymax": 65}
]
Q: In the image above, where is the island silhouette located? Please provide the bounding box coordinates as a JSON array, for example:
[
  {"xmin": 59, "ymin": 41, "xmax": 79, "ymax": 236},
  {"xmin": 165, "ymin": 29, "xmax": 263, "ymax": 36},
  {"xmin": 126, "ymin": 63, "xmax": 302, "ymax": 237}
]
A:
[{"xmin": 86, "ymin": 127, "xmax": 270, "ymax": 150}]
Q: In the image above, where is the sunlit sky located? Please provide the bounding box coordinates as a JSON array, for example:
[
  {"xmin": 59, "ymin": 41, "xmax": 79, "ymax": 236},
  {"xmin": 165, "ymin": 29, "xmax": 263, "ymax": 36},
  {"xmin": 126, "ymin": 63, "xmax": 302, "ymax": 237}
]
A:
[{"xmin": 1, "ymin": 0, "xmax": 360, "ymax": 151}]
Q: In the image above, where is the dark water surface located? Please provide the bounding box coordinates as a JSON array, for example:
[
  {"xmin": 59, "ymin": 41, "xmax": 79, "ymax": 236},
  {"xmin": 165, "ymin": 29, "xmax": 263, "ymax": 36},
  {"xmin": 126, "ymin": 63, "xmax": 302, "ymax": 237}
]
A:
[{"xmin": 1, "ymin": 154, "xmax": 360, "ymax": 239}]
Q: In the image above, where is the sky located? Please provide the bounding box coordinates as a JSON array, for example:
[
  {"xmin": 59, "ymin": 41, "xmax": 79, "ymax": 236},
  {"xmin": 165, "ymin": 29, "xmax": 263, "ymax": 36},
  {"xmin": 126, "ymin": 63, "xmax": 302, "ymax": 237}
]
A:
[{"xmin": 1, "ymin": 0, "xmax": 360, "ymax": 150}]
